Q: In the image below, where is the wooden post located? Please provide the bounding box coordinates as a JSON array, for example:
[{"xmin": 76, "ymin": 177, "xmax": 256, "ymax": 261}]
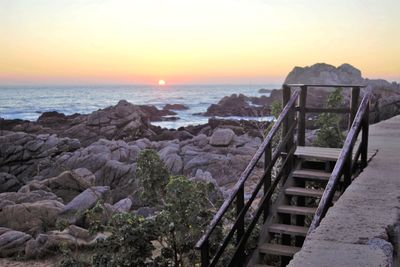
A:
[
  {"xmin": 361, "ymin": 103, "xmax": 369, "ymax": 168},
  {"xmin": 263, "ymin": 143, "xmax": 272, "ymax": 222},
  {"xmin": 200, "ymin": 240, "xmax": 209, "ymax": 267},
  {"xmin": 236, "ymin": 185, "xmax": 245, "ymax": 266},
  {"xmin": 343, "ymin": 151, "xmax": 353, "ymax": 190},
  {"xmin": 282, "ymin": 84, "xmax": 291, "ymax": 140},
  {"xmin": 349, "ymin": 87, "xmax": 360, "ymax": 129},
  {"xmin": 298, "ymin": 85, "xmax": 307, "ymax": 146}
]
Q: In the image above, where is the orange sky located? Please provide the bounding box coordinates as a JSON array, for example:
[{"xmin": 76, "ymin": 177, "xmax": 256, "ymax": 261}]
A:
[{"xmin": 0, "ymin": 0, "xmax": 399, "ymax": 85}]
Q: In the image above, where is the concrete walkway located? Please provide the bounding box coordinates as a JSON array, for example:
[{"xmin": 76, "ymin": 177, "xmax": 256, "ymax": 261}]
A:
[{"xmin": 289, "ymin": 115, "xmax": 400, "ymax": 267}]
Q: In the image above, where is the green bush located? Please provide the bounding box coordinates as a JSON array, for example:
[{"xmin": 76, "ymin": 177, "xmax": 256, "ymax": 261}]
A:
[
  {"xmin": 136, "ymin": 149, "xmax": 170, "ymax": 206},
  {"xmin": 315, "ymin": 88, "xmax": 345, "ymax": 148}
]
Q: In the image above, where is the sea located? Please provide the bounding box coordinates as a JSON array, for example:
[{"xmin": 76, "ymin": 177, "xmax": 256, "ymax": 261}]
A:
[{"xmin": 0, "ymin": 84, "xmax": 279, "ymax": 129}]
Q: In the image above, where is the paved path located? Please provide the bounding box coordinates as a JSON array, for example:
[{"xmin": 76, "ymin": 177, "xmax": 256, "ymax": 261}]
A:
[{"xmin": 289, "ymin": 115, "xmax": 400, "ymax": 267}]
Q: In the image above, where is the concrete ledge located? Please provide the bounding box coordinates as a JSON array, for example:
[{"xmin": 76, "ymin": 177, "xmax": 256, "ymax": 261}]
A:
[{"xmin": 289, "ymin": 116, "xmax": 400, "ymax": 267}]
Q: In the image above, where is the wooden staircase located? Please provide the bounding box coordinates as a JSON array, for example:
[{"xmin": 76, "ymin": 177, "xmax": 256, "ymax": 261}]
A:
[
  {"xmin": 251, "ymin": 146, "xmax": 341, "ymax": 267},
  {"xmin": 195, "ymin": 84, "xmax": 371, "ymax": 267}
]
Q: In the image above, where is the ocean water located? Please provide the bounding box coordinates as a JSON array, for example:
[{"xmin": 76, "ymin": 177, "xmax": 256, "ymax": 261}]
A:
[{"xmin": 0, "ymin": 84, "xmax": 279, "ymax": 129}]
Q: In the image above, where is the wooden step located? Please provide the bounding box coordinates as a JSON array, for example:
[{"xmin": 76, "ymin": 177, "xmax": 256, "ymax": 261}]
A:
[
  {"xmin": 295, "ymin": 146, "xmax": 342, "ymax": 161},
  {"xmin": 277, "ymin": 205, "xmax": 317, "ymax": 216},
  {"xmin": 295, "ymin": 145, "xmax": 375, "ymax": 162},
  {"xmin": 285, "ymin": 187, "xmax": 325, "ymax": 198},
  {"xmin": 293, "ymin": 169, "xmax": 331, "ymax": 181},
  {"xmin": 259, "ymin": 243, "xmax": 301, "ymax": 257},
  {"xmin": 268, "ymin": 223, "xmax": 309, "ymax": 236}
]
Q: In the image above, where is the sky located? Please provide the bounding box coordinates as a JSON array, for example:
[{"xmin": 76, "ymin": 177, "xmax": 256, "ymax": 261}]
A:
[{"xmin": 0, "ymin": 0, "xmax": 399, "ymax": 85}]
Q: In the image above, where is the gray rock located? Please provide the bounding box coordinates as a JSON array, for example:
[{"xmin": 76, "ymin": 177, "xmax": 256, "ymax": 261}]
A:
[
  {"xmin": 0, "ymin": 227, "xmax": 32, "ymax": 257},
  {"xmin": 210, "ymin": 128, "xmax": 235, "ymax": 146},
  {"xmin": 59, "ymin": 186, "xmax": 110, "ymax": 224},
  {"xmin": 0, "ymin": 200, "xmax": 64, "ymax": 234},
  {"xmin": 113, "ymin": 197, "xmax": 132, "ymax": 213},
  {"xmin": 0, "ymin": 172, "xmax": 21, "ymax": 193},
  {"xmin": 135, "ymin": 207, "xmax": 156, "ymax": 218}
]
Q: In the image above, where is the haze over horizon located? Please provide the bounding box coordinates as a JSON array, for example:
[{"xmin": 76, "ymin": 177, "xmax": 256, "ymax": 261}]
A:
[{"xmin": 1, "ymin": 0, "xmax": 399, "ymax": 86}]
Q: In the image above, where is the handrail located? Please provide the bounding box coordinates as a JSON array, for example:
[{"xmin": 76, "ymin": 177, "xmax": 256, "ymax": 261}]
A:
[
  {"xmin": 308, "ymin": 91, "xmax": 371, "ymax": 232},
  {"xmin": 195, "ymin": 89, "xmax": 300, "ymax": 266}
]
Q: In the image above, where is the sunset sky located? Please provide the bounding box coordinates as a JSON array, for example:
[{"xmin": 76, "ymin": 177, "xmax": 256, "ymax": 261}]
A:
[{"xmin": 0, "ymin": 0, "xmax": 399, "ymax": 85}]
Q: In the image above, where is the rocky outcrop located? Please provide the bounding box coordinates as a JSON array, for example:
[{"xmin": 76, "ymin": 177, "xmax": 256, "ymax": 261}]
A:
[
  {"xmin": 163, "ymin": 104, "xmax": 189, "ymax": 110},
  {"xmin": 284, "ymin": 63, "xmax": 400, "ymax": 122},
  {"xmin": 210, "ymin": 128, "xmax": 235, "ymax": 146},
  {"xmin": 0, "ymin": 228, "xmax": 32, "ymax": 257},
  {"xmin": 0, "ymin": 200, "xmax": 64, "ymax": 234},
  {"xmin": 0, "ymin": 173, "xmax": 21, "ymax": 193}
]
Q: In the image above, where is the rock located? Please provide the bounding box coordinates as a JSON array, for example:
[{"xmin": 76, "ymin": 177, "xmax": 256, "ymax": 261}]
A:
[
  {"xmin": 0, "ymin": 173, "xmax": 21, "ymax": 193},
  {"xmin": 164, "ymin": 153, "xmax": 183, "ymax": 175},
  {"xmin": 135, "ymin": 207, "xmax": 156, "ymax": 218},
  {"xmin": 113, "ymin": 197, "xmax": 132, "ymax": 213},
  {"xmin": 203, "ymin": 94, "xmax": 271, "ymax": 117},
  {"xmin": 0, "ymin": 200, "xmax": 64, "ymax": 234},
  {"xmin": 58, "ymin": 186, "xmax": 110, "ymax": 224},
  {"xmin": 20, "ymin": 169, "xmax": 95, "ymax": 203},
  {"xmin": 0, "ymin": 227, "xmax": 32, "ymax": 257},
  {"xmin": 163, "ymin": 104, "xmax": 189, "ymax": 110},
  {"xmin": 25, "ymin": 225, "xmax": 110, "ymax": 258},
  {"xmin": 210, "ymin": 128, "xmax": 235, "ymax": 146},
  {"xmin": 0, "ymin": 190, "xmax": 61, "ymax": 208},
  {"xmin": 258, "ymin": 88, "xmax": 272, "ymax": 94}
]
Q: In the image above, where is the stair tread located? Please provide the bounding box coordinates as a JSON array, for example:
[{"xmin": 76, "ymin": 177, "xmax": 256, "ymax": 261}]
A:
[
  {"xmin": 293, "ymin": 169, "xmax": 331, "ymax": 181},
  {"xmin": 259, "ymin": 243, "xmax": 301, "ymax": 257},
  {"xmin": 295, "ymin": 146, "xmax": 342, "ymax": 161},
  {"xmin": 269, "ymin": 223, "xmax": 309, "ymax": 236},
  {"xmin": 277, "ymin": 205, "xmax": 317, "ymax": 215},
  {"xmin": 295, "ymin": 146, "xmax": 375, "ymax": 161},
  {"xmin": 285, "ymin": 187, "xmax": 325, "ymax": 197}
]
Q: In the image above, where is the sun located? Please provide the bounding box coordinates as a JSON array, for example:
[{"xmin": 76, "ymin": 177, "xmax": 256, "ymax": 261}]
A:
[{"xmin": 158, "ymin": 79, "xmax": 166, "ymax": 86}]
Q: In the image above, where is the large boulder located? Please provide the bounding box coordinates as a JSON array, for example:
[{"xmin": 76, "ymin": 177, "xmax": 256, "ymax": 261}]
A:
[
  {"xmin": 0, "ymin": 190, "xmax": 61, "ymax": 208},
  {"xmin": 0, "ymin": 200, "xmax": 64, "ymax": 234},
  {"xmin": 58, "ymin": 186, "xmax": 110, "ymax": 224},
  {"xmin": 0, "ymin": 227, "xmax": 32, "ymax": 257},
  {"xmin": 19, "ymin": 169, "xmax": 95, "ymax": 203},
  {"xmin": 210, "ymin": 128, "xmax": 235, "ymax": 146}
]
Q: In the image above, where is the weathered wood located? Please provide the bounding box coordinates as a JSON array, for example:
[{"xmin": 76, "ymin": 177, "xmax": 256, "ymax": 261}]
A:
[
  {"xmin": 286, "ymin": 84, "xmax": 366, "ymax": 88},
  {"xmin": 309, "ymin": 92, "xmax": 371, "ymax": 233},
  {"xmin": 263, "ymin": 143, "xmax": 272, "ymax": 222},
  {"xmin": 259, "ymin": 243, "xmax": 301, "ymax": 257},
  {"xmin": 361, "ymin": 104, "xmax": 369, "ymax": 168},
  {"xmin": 200, "ymin": 240, "xmax": 209, "ymax": 267},
  {"xmin": 298, "ymin": 86, "xmax": 307, "ymax": 146},
  {"xmin": 349, "ymin": 86, "xmax": 360, "ymax": 129},
  {"xmin": 292, "ymin": 169, "xmax": 331, "ymax": 181},
  {"xmin": 195, "ymin": 90, "xmax": 300, "ymax": 251},
  {"xmin": 285, "ymin": 187, "xmax": 325, "ymax": 198},
  {"xmin": 300, "ymin": 107, "xmax": 350, "ymax": 114},
  {"xmin": 277, "ymin": 205, "xmax": 317, "ymax": 215},
  {"xmin": 294, "ymin": 146, "xmax": 375, "ymax": 162},
  {"xmin": 268, "ymin": 223, "xmax": 309, "ymax": 236}
]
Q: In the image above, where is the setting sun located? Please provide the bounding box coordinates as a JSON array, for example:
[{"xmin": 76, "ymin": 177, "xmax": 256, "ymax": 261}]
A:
[{"xmin": 158, "ymin": 80, "xmax": 166, "ymax": 86}]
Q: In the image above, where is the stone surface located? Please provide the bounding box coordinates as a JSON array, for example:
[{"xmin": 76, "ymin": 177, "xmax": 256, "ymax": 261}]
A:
[
  {"xmin": 210, "ymin": 128, "xmax": 235, "ymax": 146},
  {"xmin": 58, "ymin": 186, "xmax": 110, "ymax": 224},
  {"xmin": 289, "ymin": 115, "xmax": 400, "ymax": 267},
  {"xmin": 0, "ymin": 200, "xmax": 64, "ymax": 234},
  {"xmin": 0, "ymin": 173, "xmax": 21, "ymax": 193},
  {"xmin": 0, "ymin": 227, "xmax": 32, "ymax": 257}
]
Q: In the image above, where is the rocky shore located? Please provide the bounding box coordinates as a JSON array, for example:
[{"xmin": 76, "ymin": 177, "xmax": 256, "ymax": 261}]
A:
[{"xmin": 0, "ymin": 63, "xmax": 399, "ymax": 261}]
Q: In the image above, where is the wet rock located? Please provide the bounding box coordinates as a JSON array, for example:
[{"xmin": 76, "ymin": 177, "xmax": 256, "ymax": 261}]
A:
[{"xmin": 163, "ymin": 104, "xmax": 189, "ymax": 110}]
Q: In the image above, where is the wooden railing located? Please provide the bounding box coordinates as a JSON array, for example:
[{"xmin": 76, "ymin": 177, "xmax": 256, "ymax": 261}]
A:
[
  {"xmin": 309, "ymin": 91, "xmax": 371, "ymax": 232},
  {"xmin": 195, "ymin": 84, "xmax": 369, "ymax": 266},
  {"xmin": 195, "ymin": 89, "xmax": 299, "ymax": 267}
]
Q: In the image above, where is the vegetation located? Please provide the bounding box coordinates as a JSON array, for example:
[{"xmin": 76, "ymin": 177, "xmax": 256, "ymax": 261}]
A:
[
  {"xmin": 136, "ymin": 149, "xmax": 170, "ymax": 206},
  {"xmin": 315, "ymin": 88, "xmax": 345, "ymax": 148},
  {"xmin": 60, "ymin": 149, "xmax": 222, "ymax": 267}
]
